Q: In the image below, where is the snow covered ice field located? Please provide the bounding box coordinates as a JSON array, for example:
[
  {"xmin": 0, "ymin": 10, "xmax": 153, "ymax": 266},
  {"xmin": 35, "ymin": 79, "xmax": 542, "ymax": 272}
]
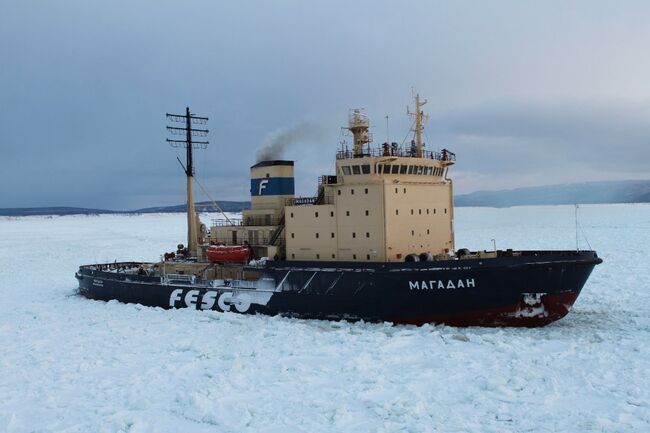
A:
[{"xmin": 0, "ymin": 205, "xmax": 649, "ymax": 433}]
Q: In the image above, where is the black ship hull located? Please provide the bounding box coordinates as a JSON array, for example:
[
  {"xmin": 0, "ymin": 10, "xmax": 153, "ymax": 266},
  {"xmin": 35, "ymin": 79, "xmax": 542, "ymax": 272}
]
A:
[{"xmin": 76, "ymin": 250, "xmax": 601, "ymax": 327}]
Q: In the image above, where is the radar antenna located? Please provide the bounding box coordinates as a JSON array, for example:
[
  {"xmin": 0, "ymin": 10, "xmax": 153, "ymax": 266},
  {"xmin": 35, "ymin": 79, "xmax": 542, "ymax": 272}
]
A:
[{"xmin": 166, "ymin": 107, "xmax": 209, "ymax": 257}]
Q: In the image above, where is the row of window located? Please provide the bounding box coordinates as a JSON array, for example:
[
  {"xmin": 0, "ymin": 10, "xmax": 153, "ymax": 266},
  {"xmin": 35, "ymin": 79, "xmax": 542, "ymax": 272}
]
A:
[
  {"xmin": 290, "ymin": 232, "xmax": 372, "ymax": 239},
  {"xmin": 335, "ymin": 186, "xmax": 446, "ymax": 196},
  {"xmin": 340, "ymin": 164, "xmax": 444, "ymax": 177},
  {"xmin": 291, "ymin": 253, "xmax": 372, "ymax": 260},
  {"xmin": 337, "ymin": 188, "xmax": 370, "ymax": 195},
  {"xmin": 289, "ymin": 210, "xmax": 371, "ymax": 218},
  {"xmin": 289, "ymin": 208, "xmax": 446, "ymax": 218},
  {"xmin": 395, "ymin": 208, "xmax": 447, "ymax": 215}
]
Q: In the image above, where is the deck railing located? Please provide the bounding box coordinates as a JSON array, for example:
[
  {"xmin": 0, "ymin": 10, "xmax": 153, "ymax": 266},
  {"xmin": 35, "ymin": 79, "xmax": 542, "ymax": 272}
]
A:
[{"xmin": 336, "ymin": 147, "xmax": 455, "ymax": 162}]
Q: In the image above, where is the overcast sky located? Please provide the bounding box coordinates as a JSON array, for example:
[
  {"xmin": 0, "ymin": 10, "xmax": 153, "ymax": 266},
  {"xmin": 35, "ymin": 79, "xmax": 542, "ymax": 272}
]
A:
[{"xmin": 1, "ymin": 0, "xmax": 649, "ymax": 209}]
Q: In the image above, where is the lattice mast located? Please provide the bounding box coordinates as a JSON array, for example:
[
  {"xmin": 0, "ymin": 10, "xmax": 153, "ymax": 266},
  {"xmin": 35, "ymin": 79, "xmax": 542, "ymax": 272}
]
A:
[
  {"xmin": 408, "ymin": 93, "xmax": 429, "ymax": 157},
  {"xmin": 166, "ymin": 107, "xmax": 209, "ymax": 256}
]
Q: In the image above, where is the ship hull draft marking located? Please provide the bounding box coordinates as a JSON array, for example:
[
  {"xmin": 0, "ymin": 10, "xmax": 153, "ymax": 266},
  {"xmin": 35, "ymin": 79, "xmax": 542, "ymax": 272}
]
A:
[{"xmin": 75, "ymin": 98, "xmax": 602, "ymax": 327}]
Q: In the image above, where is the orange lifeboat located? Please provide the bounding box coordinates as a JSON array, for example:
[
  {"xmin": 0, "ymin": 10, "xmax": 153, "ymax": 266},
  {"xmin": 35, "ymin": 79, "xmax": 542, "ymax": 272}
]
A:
[{"xmin": 206, "ymin": 245, "xmax": 251, "ymax": 263}]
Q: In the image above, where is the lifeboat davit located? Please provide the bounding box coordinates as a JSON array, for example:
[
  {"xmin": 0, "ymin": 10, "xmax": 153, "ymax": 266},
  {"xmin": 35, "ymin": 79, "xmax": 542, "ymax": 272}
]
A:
[{"xmin": 206, "ymin": 245, "xmax": 251, "ymax": 263}]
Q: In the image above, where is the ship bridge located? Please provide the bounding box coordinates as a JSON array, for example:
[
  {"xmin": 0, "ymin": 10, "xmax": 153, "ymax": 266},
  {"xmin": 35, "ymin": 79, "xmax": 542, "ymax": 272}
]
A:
[{"xmin": 284, "ymin": 95, "xmax": 456, "ymax": 262}]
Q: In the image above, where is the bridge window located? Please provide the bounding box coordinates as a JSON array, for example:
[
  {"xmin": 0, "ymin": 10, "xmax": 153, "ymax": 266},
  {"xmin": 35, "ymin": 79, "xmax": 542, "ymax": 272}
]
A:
[
  {"xmin": 408, "ymin": 166, "xmax": 414, "ymax": 174},
  {"xmin": 383, "ymin": 164, "xmax": 391, "ymax": 173},
  {"xmin": 400, "ymin": 165, "xmax": 407, "ymax": 174},
  {"xmin": 362, "ymin": 164, "xmax": 371, "ymax": 174},
  {"xmin": 352, "ymin": 165, "xmax": 361, "ymax": 175},
  {"xmin": 376, "ymin": 164, "xmax": 382, "ymax": 174},
  {"xmin": 417, "ymin": 166, "xmax": 424, "ymax": 175},
  {"xmin": 342, "ymin": 166, "xmax": 351, "ymax": 175},
  {"xmin": 391, "ymin": 165, "xmax": 399, "ymax": 174}
]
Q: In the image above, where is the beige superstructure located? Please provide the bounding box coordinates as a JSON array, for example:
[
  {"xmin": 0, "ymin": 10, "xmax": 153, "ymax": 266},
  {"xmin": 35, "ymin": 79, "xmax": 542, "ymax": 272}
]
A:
[{"xmin": 209, "ymin": 94, "xmax": 456, "ymax": 263}]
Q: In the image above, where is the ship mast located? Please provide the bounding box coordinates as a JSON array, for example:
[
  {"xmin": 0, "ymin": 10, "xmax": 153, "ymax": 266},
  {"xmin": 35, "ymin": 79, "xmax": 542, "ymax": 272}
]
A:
[
  {"xmin": 408, "ymin": 93, "xmax": 428, "ymax": 157},
  {"xmin": 166, "ymin": 107, "xmax": 209, "ymax": 257},
  {"xmin": 347, "ymin": 109, "xmax": 372, "ymax": 158}
]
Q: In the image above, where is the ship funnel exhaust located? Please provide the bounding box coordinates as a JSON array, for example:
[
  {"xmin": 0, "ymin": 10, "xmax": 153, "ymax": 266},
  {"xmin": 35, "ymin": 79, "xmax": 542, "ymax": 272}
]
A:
[{"xmin": 255, "ymin": 122, "xmax": 321, "ymax": 162}]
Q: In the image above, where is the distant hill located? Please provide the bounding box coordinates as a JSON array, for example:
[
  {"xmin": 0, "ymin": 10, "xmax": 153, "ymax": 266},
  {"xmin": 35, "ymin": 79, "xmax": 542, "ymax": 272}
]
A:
[
  {"xmin": 455, "ymin": 180, "xmax": 650, "ymax": 208},
  {"xmin": 3, "ymin": 180, "xmax": 649, "ymax": 216},
  {"xmin": 0, "ymin": 201, "xmax": 251, "ymax": 217}
]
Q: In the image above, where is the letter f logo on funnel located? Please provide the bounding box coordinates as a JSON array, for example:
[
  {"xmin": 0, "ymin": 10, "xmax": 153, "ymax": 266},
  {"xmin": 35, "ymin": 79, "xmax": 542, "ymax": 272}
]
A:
[{"xmin": 258, "ymin": 179, "xmax": 269, "ymax": 195}]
